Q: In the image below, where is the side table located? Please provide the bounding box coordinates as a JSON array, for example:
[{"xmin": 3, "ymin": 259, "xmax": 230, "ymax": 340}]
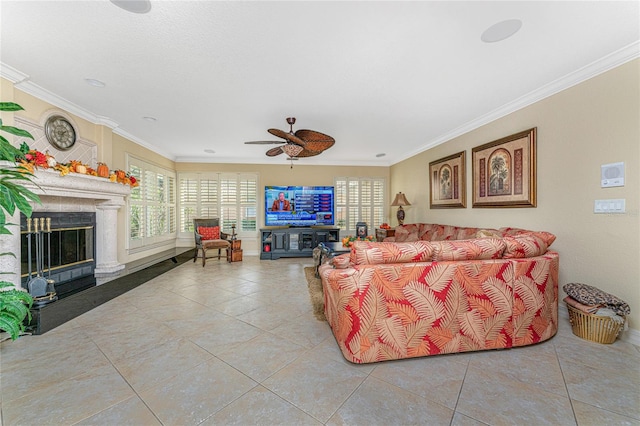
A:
[
  {"xmin": 227, "ymin": 239, "xmax": 243, "ymax": 262},
  {"xmin": 375, "ymin": 228, "xmax": 395, "ymax": 241}
]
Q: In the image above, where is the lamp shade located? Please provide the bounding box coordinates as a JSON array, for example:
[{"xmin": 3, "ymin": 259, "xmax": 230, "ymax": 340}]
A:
[
  {"xmin": 282, "ymin": 144, "xmax": 304, "ymax": 157},
  {"xmin": 391, "ymin": 192, "xmax": 411, "ymax": 207}
]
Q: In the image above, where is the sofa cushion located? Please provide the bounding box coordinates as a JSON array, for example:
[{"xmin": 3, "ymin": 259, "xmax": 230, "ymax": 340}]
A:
[
  {"xmin": 331, "ymin": 253, "xmax": 351, "ymax": 269},
  {"xmin": 532, "ymin": 231, "xmax": 556, "ymax": 246},
  {"xmin": 423, "ymin": 224, "xmax": 458, "ymax": 241},
  {"xmin": 431, "ymin": 238, "xmax": 506, "ymax": 261},
  {"xmin": 392, "ymin": 224, "xmax": 420, "ymax": 242},
  {"xmin": 502, "ymin": 234, "xmax": 548, "ymax": 258},
  {"xmin": 456, "ymin": 227, "xmax": 480, "ymax": 240},
  {"xmin": 499, "ymin": 227, "xmax": 529, "ymax": 237},
  {"xmin": 476, "ymin": 228, "xmax": 502, "ymax": 238},
  {"xmin": 351, "ymin": 241, "xmax": 434, "ymax": 265}
]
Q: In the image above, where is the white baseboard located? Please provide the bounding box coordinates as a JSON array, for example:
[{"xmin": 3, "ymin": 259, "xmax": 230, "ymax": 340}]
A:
[{"xmin": 558, "ymin": 306, "xmax": 640, "ymax": 347}]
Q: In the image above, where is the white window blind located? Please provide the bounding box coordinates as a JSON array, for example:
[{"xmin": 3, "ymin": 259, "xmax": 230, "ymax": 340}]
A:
[
  {"xmin": 178, "ymin": 172, "xmax": 257, "ymax": 236},
  {"xmin": 127, "ymin": 156, "xmax": 176, "ymax": 250},
  {"xmin": 335, "ymin": 177, "xmax": 386, "ymax": 234}
]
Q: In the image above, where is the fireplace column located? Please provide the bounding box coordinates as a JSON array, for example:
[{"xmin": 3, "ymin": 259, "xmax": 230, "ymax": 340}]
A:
[
  {"xmin": 94, "ymin": 201, "xmax": 125, "ymax": 284},
  {"xmin": 0, "ymin": 209, "xmax": 22, "ymax": 288}
]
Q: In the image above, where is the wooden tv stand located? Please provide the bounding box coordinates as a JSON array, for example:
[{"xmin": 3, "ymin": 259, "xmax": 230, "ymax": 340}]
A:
[{"xmin": 260, "ymin": 227, "xmax": 339, "ymax": 260}]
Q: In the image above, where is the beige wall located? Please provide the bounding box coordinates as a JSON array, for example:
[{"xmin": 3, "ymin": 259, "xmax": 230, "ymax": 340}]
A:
[{"xmin": 390, "ymin": 59, "xmax": 640, "ymax": 332}]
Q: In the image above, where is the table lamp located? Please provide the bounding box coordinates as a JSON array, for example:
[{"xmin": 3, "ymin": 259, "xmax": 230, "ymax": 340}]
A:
[{"xmin": 391, "ymin": 192, "xmax": 411, "ymax": 225}]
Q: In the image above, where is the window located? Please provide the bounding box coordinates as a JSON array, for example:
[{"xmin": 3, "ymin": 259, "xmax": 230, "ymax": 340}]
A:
[
  {"xmin": 178, "ymin": 172, "xmax": 257, "ymax": 236},
  {"xmin": 127, "ymin": 156, "xmax": 176, "ymax": 250},
  {"xmin": 335, "ymin": 177, "xmax": 385, "ymax": 234}
]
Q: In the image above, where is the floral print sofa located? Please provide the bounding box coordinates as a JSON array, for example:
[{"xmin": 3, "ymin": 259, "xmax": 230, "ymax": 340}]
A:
[{"xmin": 318, "ymin": 224, "xmax": 559, "ymax": 364}]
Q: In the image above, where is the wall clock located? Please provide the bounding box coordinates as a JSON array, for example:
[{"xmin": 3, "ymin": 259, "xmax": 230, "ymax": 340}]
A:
[{"xmin": 45, "ymin": 115, "xmax": 77, "ymax": 150}]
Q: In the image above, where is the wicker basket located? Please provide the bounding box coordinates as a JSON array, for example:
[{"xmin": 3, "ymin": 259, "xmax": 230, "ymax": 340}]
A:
[{"xmin": 566, "ymin": 303, "xmax": 624, "ymax": 344}]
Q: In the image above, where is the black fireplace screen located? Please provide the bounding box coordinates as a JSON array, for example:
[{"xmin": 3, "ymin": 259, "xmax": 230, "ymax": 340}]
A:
[
  {"xmin": 21, "ymin": 226, "xmax": 93, "ymax": 272},
  {"xmin": 21, "ymin": 213, "xmax": 96, "ymax": 293}
]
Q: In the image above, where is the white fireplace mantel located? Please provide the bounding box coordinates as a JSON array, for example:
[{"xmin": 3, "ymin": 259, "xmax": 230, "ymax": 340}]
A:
[{"xmin": 0, "ymin": 163, "xmax": 131, "ymax": 289}]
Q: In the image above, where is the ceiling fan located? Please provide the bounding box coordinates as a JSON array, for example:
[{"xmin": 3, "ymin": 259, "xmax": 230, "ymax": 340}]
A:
[{"xmin": 245, "ymin": 117, "xmax": 335, "ymax": 160}]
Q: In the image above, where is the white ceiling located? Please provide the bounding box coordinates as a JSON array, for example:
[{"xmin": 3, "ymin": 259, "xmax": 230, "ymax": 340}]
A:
[{"xmin": 1, "ymin": 1, "xmax": 638, "ymax": 166}]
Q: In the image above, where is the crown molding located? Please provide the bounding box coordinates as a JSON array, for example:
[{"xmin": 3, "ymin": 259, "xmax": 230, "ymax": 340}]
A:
[
  {"xmin": 0, "ymin": 63, "xmax": 29, "ymax": 84},
  {"xmin": 395, "ymin": 40, "xmax": 640, "ymax": 164},
  {"xmin": 1, "ymin": 62, "xmax": 120, "ymax": 130},
  {"xmin": 112, "ymin": 128, "xmax": 176, "ymax": 161},
  {"xmin": 1, "ymin": 61, "xmax": 175, "ymax": 160}
]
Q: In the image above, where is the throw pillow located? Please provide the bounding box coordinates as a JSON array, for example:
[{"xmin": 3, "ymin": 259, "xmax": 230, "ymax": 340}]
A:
[
  {"xmin": 502, "ymin": 234, "xmax": 548, "ymax": 258},
  {"xmin": 198, "ymin": 226, "xmax": 220, "ymax": 240},
  {"xmin": 332, "ymin": 254, "xmax": 351, "ymax": 269},
  {"xmin": 431, "ymin": 238, "xmax": 506, "ymax": 261},
  {"xmin": 475, "ymin": 229, "xmax": 502, "ymax": 239},
  {"xmin": 352, "ymin": 241, "xmax": 434, "ymax": 265}
]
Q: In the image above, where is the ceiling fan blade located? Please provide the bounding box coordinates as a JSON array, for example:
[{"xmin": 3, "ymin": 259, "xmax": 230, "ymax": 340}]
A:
[
  {"xmin": 294, "ymin": 129, "xmax": 335, "ymax": 152},
  {"xmin": 244, "ymin": 140, "xmax": 285, "ymax": 145},
  {"xmin": 266, "ymin": 146, "xmax": 284, "ymax": 156},
  {"xmin": 294, "ymin": 148, "xmax": 322, "ymax": 158},
  {"xmin": 268, "ymin": 128, "xmax": 306, "ymax": 147}
]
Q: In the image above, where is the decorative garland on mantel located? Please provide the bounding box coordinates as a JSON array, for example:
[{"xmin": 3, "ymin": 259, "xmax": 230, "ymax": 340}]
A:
[{"xmin": 15, "ymin": 142, "xmax": 138, "ymax": 187}]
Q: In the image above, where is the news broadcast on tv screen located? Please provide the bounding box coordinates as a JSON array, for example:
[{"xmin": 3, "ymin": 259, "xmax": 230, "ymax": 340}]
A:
[{"xmin": 265, "ymin": 186, "xmax": 334, "ymax": 227}]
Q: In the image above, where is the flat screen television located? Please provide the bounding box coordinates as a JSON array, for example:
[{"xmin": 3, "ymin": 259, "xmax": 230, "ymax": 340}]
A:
[{"xmin": 265, "ymin": 185, "xmax": 335, "ymax": 227}]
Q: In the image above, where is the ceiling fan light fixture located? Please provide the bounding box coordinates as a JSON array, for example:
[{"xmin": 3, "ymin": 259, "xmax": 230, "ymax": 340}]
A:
[{"xmin": 282, "ymin": 144, "xmax": 303, "ymax": 157}]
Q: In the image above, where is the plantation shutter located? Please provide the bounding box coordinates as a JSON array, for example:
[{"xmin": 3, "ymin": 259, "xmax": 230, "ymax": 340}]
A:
[
  {"xmin": 177, "ymin": 172, "xmax": 258, "ymax": 236},
  {"xmin": 127, "ymin": 156, "xmax": 177, "ymax": 250},
  {"xmin": 335, "ymin": 177, "xmax": 386, "ymax": 234}
]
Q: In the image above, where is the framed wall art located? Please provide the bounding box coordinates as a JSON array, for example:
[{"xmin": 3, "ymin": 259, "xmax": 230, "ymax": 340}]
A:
[
  {"xmin": 429, "ymin": 151, "xmax": 466, "ymax": 208},
  {"xmin": 472, "ymin": 128, "xmax": 536, "ymax": 208}
]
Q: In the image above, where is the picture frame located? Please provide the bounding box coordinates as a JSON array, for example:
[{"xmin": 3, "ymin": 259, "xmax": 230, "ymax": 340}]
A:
[
  {"xmin": 356, "ymin": 222, "xmax": 368, "ymax": 239},
  {"xmin": 472, "ymin": 128, "xmax": 537, "ymax": 208},
  {"xmin": 429, "ymin": 151, "xmax": 466, "ymax": 208}
]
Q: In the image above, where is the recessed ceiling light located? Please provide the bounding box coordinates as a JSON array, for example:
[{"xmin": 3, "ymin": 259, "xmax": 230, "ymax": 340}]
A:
[
  {"xmin": 376, "ymin": 153, "xmax": 386, "ymax": 158},
  {"xmin": 85, "ymin": 78, "xmax": 105, "ymax": 88},
  {"xmin": 142, "ymin": 116, "xmax": 157, "ymax": 122},
  {"xmin": 204, "ymin": 149, "xmax": 216, "ymax": 154},
  {"xmin": 110, "ymin": 0, "xmax": 151, "ymax": 14},
  {"xmin": 481, "ymin": 19, "xmax": 523, "ymax": 43}
]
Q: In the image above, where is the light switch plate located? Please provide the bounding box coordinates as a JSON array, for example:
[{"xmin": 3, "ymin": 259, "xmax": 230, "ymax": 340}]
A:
[
  {"xmin": 594, "ymin": 199, "xmax": 626, "ymax": 214},
  {"xmin": 601, "ymin": 162, "xmax": 624, "ymax": 187}
]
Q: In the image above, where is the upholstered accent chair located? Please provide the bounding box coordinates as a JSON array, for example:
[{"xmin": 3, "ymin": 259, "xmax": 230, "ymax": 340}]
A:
[{"xmin": 193, "ymin": 218, "xmax": 231, "ymax": 267}]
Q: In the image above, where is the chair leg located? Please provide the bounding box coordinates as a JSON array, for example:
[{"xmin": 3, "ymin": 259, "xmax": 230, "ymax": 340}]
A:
[
  {"xmin": 202, "ymin": 247, "xmax": 206, "ymax": 267},
  {"xmin": 193, "ymin": 247, "xmax": 198, "ymax": 263}
]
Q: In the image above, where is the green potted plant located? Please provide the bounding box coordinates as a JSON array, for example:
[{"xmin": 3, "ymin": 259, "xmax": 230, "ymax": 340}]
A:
[{"xmin": 0, "ymin": 102, "xmax": 40, "ymax": 340}]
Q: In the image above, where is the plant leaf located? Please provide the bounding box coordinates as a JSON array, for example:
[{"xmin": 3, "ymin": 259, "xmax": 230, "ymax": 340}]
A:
[
  {"xmin": 0, "ymin": 102, "xmax": 25, "ymax": 112},
  {"xmin": 0, "ymin": 315, "xmax": 21, "ymax": 340},
  {"xmin": 0, "ymin": 125, "xmax": 34, "ymax": 139}
]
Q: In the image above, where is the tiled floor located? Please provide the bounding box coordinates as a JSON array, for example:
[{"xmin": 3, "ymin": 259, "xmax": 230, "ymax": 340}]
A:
[{"xmin": 2, "ymin": 256, "xmax": 639, "ymax": 425}]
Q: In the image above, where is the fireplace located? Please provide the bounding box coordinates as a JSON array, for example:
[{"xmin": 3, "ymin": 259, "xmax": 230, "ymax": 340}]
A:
[
  {"xmin": 21, "ymin": 212, "xmax": 96, "ymax": 298},
  {"xmin": 0, "ymin": 166, "xmax": 131, "ymax": 292}
]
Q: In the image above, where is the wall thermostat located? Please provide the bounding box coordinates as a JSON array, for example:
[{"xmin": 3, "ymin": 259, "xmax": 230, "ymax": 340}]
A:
[{"xmin": 601, "ymin": 162, "xmax": 624, "ymax": 188}]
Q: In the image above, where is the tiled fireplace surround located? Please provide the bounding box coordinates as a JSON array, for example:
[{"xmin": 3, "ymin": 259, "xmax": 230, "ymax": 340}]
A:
[{"xmin": 1, "ymin": 167, "xmax": 131, "ymax": 289}]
